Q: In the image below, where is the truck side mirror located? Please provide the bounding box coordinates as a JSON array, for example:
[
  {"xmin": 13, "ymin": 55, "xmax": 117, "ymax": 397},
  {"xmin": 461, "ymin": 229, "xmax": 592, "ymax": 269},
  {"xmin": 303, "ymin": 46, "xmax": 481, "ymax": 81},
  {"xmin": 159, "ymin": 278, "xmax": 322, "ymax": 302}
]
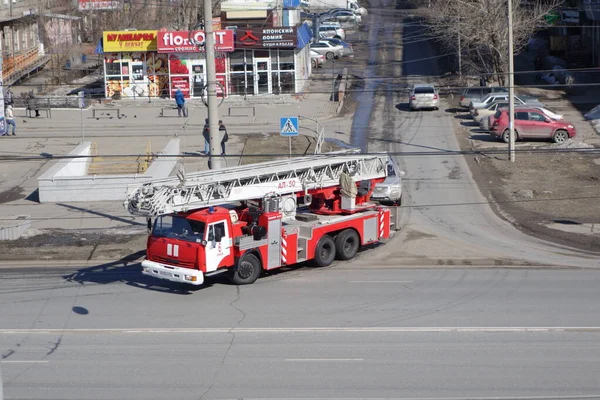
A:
[{"xmin": 399, "ymin": 171, "xmax": 406, "ymax": 177}]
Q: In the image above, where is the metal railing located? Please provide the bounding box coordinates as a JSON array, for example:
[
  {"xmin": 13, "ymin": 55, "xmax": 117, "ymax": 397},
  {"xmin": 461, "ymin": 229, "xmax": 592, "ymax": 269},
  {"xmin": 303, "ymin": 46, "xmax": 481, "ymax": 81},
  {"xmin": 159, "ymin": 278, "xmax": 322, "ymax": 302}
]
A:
[{"xmin": 298, "ymin": 115, "xmax": 325, "ymax": 154}]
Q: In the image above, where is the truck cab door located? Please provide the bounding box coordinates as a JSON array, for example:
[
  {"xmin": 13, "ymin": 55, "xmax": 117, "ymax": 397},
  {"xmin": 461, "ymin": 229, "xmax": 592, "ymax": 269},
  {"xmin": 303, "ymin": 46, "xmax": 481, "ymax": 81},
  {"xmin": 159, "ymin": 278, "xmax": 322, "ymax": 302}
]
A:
[{"xmin": 205, "ymin": 221, "xmax": 232, "ymax": 272}]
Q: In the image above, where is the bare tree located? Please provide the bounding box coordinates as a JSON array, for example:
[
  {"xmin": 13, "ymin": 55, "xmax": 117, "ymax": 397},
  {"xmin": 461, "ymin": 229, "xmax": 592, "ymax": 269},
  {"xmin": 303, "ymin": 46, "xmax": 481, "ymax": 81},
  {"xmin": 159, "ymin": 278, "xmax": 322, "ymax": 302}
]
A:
[
  {"xmin": 426, "ymin": 0, "xmax": 561, "ymax": 85},
  {"xmin": 84, "ymin": 0, "xmax": 224, "ymax": 36}
]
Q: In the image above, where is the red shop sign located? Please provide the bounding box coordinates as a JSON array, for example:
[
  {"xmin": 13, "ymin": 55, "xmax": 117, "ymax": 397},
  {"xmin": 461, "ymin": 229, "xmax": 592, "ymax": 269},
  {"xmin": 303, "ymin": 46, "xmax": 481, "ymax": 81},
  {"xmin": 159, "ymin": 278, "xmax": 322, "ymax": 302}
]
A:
[{"xmin": 158, "ymin": 30, "xmax": 234, "ymax": 53}]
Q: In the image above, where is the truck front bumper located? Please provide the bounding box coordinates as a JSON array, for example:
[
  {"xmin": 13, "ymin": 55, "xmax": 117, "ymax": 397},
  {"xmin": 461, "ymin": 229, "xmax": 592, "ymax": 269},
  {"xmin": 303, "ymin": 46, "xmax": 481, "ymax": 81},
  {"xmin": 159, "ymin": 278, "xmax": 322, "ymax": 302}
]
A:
[{"xmin": 142, "ymin": 260, "xmax": 204, "ymax": 285}]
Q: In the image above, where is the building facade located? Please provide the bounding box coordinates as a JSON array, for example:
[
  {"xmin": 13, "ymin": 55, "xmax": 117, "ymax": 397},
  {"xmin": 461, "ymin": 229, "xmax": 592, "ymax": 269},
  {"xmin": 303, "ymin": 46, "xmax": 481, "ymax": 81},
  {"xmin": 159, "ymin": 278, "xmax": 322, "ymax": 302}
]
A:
[{"xmin": 101, "ymin": 25, "xmax": 313, "ymax": 99}]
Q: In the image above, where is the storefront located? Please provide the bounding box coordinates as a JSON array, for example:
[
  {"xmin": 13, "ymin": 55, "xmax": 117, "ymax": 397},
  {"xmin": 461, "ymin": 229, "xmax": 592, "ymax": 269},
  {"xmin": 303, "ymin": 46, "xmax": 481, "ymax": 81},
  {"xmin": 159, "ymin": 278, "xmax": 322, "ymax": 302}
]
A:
[
  {"xmin": 102, "ymin": 25, "xmax": 312, "ymax": 99},
  {"xmin": 229, "ymin": 26, "xmax": 312, "ymax": 95}
]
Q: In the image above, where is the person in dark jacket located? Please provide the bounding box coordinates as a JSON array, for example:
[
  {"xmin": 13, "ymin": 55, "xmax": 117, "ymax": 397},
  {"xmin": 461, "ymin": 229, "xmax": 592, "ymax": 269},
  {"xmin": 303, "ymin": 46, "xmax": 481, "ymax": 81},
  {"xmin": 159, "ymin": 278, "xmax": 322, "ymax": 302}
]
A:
[
  {"xmin": 174, "ymin": 88, "xmax": 187, "ymax": 117},
  {"xmin": 27, "ymin": 91, "xmax": 41, "ymax": 117},
  {"xmin": 202, "ymin": 118, "xmax": 210, "ymax": 155},
  {"xmin": 219, "ymin": 120, "xmax": 228, "ymax": 155}
]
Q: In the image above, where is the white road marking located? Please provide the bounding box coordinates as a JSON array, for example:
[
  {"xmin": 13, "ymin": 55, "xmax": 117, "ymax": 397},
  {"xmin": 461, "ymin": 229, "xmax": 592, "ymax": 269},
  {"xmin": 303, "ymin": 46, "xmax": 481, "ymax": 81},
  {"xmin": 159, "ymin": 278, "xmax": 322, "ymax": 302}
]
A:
[
  {"xmin": 285, "ymin": 358, "xmax": 364, "ymax": 362},
  {"xmin": 348, "ymin": 280, "xmax": 413, "ymax": 283},
  {"xmin": 0, "ymin": 327, "xmax": 599, "ymax": 334},
  {"xmin": 235, "ymin": 396, "xmax": 600, "ymax": 400}
]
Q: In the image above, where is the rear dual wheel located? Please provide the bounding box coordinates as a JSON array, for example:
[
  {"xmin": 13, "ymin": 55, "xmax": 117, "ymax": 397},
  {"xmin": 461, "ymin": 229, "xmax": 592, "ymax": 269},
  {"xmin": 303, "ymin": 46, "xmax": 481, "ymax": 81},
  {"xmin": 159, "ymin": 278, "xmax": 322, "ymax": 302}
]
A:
[{"xmin": 313, "ymin": 229, "xmax": 360, "ymax": 267}]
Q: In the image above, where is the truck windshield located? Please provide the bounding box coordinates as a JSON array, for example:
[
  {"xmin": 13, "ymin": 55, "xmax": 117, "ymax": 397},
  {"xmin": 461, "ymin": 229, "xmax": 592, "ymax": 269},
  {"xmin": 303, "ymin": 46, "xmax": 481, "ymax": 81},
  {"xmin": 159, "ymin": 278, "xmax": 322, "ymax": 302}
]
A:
[{"xmin": 152, "ymin": 215, "xmax": 206, "ymax": 243}]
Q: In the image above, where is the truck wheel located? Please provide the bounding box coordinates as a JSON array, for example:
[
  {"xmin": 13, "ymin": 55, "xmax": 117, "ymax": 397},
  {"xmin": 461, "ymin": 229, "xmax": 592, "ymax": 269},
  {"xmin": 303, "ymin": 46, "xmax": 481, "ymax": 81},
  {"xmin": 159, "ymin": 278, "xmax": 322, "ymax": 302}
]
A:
[
  {"xmin": 314, "ymin": 235, "xmax": 336, "ymax": 267},
  {"xmin": 335, "ymin": 229, "xmax": 360, "ymax": 260},
  {"xmin": 231, "ymin": 253, "xmax": 261, "ymax": 285}
]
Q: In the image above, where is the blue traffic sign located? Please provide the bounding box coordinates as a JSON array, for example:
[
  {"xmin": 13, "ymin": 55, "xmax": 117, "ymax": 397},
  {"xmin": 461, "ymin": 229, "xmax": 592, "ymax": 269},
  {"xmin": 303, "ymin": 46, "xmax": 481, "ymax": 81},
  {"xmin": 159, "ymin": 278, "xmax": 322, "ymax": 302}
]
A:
[{"xmin": 280, "ymin": 116, "xmax": 299, "ymax": 136}]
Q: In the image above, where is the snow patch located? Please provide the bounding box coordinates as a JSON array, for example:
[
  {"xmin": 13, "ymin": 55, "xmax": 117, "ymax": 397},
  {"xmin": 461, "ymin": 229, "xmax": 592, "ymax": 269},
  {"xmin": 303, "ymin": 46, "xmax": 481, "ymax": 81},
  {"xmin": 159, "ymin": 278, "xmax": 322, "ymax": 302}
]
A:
[
  {"xmin": 540, "ymin": 139, "xmax": 594, "ymax": 149},
  {"xmin": 19, "ymin": 228, "xmax": 47, "ymax": 238}
]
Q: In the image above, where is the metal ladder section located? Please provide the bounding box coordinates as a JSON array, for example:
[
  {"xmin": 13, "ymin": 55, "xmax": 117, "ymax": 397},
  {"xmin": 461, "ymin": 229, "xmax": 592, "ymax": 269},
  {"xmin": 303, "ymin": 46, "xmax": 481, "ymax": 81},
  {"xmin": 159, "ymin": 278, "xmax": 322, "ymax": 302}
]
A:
[{"xmin": 124, "ymin": 151, "xmax": 391, "ymax": 217}]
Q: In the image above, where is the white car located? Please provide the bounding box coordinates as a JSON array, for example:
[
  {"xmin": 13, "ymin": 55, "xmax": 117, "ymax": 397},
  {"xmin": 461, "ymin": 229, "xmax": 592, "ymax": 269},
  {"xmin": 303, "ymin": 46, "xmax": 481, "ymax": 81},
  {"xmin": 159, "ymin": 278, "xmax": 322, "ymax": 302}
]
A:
[
  {"xmin": 409, "ymin": 84, "xmax": 439, "ymax": 111},
  {"xmin": 318, "ymin": 24, "xmax": 346, "ymax": 40},
  {"xmin": 324, "ymin": 10, "xmax": 362, "ymax": 24},
  {"xmin": 310, "ymin": 50, "xmax": 325, "ymax": 68},
  {"xmin": 469, "ymin": 93, "xmax": 543, "ymax": 115},
  {"xmin": 310, "ymin": 41, "xmax": 344, "ymax": 60}
]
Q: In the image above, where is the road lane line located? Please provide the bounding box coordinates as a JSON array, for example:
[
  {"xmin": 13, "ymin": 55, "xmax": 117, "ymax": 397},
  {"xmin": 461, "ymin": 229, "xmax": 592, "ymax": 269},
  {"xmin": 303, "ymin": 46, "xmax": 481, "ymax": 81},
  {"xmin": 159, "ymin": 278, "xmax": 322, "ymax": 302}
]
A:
[
  {"xmin": 1, "ymin": 327, "xmax": 600, "ymax": 334},
  {"xmin": 285, "ymin": 358, "xmax": 364, "ymax": 362},
  {"xmin": 348, "ymin": 280, "xmax": 413, "ymax": 283}
]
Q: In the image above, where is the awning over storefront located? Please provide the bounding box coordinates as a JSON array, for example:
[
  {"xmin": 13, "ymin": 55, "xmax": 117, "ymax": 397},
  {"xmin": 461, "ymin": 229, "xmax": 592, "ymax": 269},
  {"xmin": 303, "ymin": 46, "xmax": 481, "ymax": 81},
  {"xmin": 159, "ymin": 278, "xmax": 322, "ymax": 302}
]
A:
[{"xmin": 296, "ymin": 23, "xmax": 312, "ymax": 49}]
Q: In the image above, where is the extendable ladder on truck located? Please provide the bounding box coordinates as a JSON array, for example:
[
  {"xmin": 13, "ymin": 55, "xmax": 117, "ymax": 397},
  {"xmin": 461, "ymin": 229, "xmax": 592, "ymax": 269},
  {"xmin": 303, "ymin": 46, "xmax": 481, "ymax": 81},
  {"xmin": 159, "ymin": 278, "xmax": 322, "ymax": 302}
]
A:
[{"xmin": 124, "ymin": 150, "xmax": 392, "ymax": 217}]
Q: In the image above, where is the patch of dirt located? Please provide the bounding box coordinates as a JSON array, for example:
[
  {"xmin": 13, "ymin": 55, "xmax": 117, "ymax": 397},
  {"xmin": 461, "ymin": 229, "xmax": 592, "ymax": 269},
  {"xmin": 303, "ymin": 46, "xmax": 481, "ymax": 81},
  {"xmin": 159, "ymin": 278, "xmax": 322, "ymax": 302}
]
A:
[
  {"xmin": 0, "ymin": 229, "xmax": 147, "ymax": 261},
  {"xmin": 449, "ymin": 95, "xmax": 600, "ymax": 252},
  {"xmin": 240, "ymin": 134, "xmax": 341, "ymax": 165}
]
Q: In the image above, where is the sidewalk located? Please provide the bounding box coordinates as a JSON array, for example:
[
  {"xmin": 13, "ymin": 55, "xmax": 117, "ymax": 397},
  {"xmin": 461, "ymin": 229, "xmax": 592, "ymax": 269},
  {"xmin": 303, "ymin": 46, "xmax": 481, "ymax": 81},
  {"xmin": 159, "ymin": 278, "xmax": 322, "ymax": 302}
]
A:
[{"xmin": 0, "ymin": 71, "xmax": 357, "ymax": 248}]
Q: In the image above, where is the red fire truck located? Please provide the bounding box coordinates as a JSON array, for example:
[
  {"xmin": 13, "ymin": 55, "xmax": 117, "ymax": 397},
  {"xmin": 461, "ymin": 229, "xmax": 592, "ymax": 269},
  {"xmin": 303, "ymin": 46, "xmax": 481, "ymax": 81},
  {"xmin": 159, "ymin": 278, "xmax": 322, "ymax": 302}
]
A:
[{"xmin": 124, "ymin": 151, "xmax": 402, "ymax": 285}]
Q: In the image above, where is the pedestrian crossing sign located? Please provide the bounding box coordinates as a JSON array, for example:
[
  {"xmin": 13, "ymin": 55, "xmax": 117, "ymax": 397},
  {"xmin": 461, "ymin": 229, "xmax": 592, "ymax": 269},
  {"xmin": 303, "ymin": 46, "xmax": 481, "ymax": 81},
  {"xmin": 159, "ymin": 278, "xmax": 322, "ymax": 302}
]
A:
[{"xmin": 280, "ymin": 117, "xmax": 299, "ymax": 136}]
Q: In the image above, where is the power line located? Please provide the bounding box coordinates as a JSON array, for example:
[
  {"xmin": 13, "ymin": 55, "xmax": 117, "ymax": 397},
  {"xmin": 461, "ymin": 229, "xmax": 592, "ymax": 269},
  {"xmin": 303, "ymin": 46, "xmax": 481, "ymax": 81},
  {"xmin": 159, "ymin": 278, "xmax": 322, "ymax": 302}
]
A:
[{"xmin": 1, "ymin": 147, "xmax": 599, "ymax": 162}]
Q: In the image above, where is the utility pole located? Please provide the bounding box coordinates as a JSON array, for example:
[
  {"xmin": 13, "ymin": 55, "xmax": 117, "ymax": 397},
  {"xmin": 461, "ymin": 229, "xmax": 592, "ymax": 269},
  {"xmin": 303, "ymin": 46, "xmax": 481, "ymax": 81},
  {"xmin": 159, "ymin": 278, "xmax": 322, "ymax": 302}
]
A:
[
  {"xmin": 507, "ymin": 0, "xmax": 515, "ymax": 162},
  {"xmin": 204, "ymin": 1, "xmax": 223, "ymax": 169},
  {"xmin": 458, "ymin": 33, "xmax": 462, "ymax": 78},
  {"xmin": 0, "ymin": 31, "xmax": 6, "ymax": 137}
]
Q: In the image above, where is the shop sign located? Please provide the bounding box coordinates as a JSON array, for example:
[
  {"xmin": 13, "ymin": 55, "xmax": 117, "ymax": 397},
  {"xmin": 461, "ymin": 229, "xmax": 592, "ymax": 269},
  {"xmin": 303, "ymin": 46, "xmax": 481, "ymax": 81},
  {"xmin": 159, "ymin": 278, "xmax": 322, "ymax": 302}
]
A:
[
  {"xmin": 79, "ymin": 0, "xmax": 121, "ymax": 10},
  {"xmin": 103, "ymin": 30, "xmax": 158, "ymax": 52},
  {"xmin": 236, "ymin": 27, "xmax": 297, "ymax": 48},
  {"xmin": 561, "ymin": 10, "xmax": 580, "ymax": 23},
  {"xmin": 157, "ymin": 30, "xmax": 235, "ymax": 53}
]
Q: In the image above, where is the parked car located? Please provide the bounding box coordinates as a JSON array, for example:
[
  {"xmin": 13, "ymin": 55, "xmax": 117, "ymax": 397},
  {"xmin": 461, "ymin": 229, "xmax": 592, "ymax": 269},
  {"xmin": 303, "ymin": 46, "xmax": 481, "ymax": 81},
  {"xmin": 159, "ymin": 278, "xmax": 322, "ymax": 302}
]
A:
[
  {"xmin": 310, "ymin": 41, "xmax": 344, "ymax": 60},
  {"xmin": 473, "ymin": 101, "xmax": 509, "ymax": 124},
  {"xmin": 489, "ymin": 108, "xmax": 576, "ymax": 143},
  {"xmin": 318, "ymin": 24, "xmax": 346, "ymax": 40},
  {"xmin": 326, "ymin": 9, "xmax": 362, "ymax": 24},
  {"xmin": 319, "ymin": 37, "xmax": 353, "ymax": 56},
  {"xmin": 409, "ymin": 84, "xmax": 439, "ymax": 111},
  {"xmin": 459, "ymin": 86, "xmax": 507, "ymax": 108},
  {"xmin": 310, "ymin": 50, "xmax": 325, "ymax": 68},
  {"xmin": 483, "ymin": 105, "xmax": 563, "ymax": 131},
  {"xmin": 469, "ymin": 93, "xmax": 543, "ymax": 115}
]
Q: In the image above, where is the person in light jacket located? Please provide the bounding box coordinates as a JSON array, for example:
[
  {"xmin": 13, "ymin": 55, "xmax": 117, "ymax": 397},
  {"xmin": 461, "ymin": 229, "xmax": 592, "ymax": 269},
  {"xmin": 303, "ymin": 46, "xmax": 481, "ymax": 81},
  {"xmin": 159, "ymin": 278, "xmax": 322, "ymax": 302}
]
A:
[
  {"xmin": 174, "ymin": 88, "xmax": 187, "ymax": 117},
  {"xmin": 3, "ymin": 105, "xmax": 16, "ymax": 136}
]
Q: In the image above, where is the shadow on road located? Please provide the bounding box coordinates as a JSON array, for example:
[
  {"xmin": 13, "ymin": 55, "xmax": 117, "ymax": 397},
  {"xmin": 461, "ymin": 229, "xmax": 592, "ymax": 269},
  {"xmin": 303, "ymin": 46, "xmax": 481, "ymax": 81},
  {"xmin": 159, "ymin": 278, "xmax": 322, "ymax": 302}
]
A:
[
  {"xmin": 395, "ymin": 103, "xmax": 410, "ymax": 112},
  {"xmin": 62, "ymin": 251, "xmax": 215, "ymax": 295},
  {"xmin": 468, "ymin": 133, "xmax": 499, "ymax": 143}
]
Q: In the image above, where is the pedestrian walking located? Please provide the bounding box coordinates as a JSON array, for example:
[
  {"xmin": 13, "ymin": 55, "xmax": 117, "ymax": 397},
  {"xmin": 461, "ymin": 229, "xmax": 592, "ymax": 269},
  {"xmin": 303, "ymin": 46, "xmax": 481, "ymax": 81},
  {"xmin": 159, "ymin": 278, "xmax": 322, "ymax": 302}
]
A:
[
  {"xmin": 4, "ymin": 88, "xmax": 13, "ymax": 106},
  {"xmin": 4, "ymin": 105, "xmax": 16, "ymax": 136},
  {"xmin": 174, "ymin": 88, "xmax": 187, "ymax": 117},
  {"xmin": 202, "ymin": 118, "xmax": 210, "ymax": 155},
  {"xmin": 219, "ymin": 120, "xmax": 228, "ymax": 155}
]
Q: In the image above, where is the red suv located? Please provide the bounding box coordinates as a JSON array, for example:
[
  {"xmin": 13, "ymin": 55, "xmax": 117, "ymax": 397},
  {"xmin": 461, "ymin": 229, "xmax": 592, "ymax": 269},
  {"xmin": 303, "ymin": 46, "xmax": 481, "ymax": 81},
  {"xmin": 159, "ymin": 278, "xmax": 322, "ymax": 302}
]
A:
[{"xmin": 489, "ymin": 108, "xmax": 576, "ymax": 144}]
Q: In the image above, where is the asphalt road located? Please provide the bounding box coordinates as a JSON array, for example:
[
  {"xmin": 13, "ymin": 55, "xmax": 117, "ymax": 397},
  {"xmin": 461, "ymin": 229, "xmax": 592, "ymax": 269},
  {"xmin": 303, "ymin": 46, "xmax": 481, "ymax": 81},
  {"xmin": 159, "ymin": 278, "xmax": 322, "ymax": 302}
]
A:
[
  {"xmin": 362, "ymin": 5, "xmax": 600, "ymax": 268},
  {"xmin": 2, "ymin": 3, "xmax": 600, "ymax": 400},
  {"xmin": 1, "ymin": 266, "xmax": 600, "ymax": 399}
]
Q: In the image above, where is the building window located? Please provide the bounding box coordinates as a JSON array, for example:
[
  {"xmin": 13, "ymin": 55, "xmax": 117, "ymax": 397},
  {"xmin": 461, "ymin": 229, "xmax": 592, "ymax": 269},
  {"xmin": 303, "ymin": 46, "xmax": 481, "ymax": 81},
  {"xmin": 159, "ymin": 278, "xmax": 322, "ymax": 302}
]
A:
[{"xmin": 14, "ymin": 30, "xmax": 19, "ymax": 52}]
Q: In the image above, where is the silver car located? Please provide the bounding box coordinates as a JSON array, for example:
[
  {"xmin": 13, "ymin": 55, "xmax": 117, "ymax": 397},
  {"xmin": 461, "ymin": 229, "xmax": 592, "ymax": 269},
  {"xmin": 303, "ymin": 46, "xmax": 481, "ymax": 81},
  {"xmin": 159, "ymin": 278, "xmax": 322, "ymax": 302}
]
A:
[
  {"xmin": 409, "ymin": 84, "xmax": 439, "ymax": 111},
  {"xmin": 310, "ymin": 41, "xmax": 344, "ymax": 60},
  {"xmin": 371, "ymin": 160, "xmax": 405, "ymax": 205}
]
